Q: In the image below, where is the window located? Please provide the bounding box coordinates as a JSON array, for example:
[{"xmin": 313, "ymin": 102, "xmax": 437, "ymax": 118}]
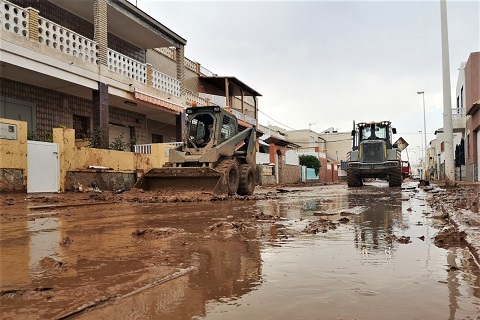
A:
[
  {"xmin": 376, "ymin": 126, "xmax": 387, "ymax": 139},
  {"xmin": 441, "ymin": 142, "xmax": 445, "ymax": 152},
  {"xmin": 461, "ymin": 86, "xmax": 464, "ymax": 108},
  {"xmin": 467, "ymin": 134, "xmax": 470, "ymax": 158},
  {"xmin": 187, "ymin": 114, "xmax": 213, "ymax": 147},
  {"xmin": 73, "ymin": 115, "xmax": 90, "ymax": 139},
  {"xmin": 152, "ymin": 134, "xmax": 163, "ymax": 143},
  {"xmin": 220, "ymin": 115, "xmax": 237, "ymax": 143}
]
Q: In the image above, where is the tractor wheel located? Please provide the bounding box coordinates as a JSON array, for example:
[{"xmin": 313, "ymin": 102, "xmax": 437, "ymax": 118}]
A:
[
  {"xmin": 347, "ymin": 171, "xmax": 362, "ymax": 187},
  {"xmin": 216, "ymin": 159, "xmax": 239, "ymax": 195},
  {"xmin": 389, "ymin": 167, "xmax": 402, "ymax": 187},
  {"xmin": 238, "ymin": 164, "xmax": 255, "ymax": 195}
]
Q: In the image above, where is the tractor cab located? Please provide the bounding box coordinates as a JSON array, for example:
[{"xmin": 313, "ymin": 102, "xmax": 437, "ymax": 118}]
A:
[
  {"xmin": 185, "ymin": 106, "xmax": 238, "ymax": 150},
  {"xmin": 355, "ymin": 121, "xmax": 397, "ymax": 148}
]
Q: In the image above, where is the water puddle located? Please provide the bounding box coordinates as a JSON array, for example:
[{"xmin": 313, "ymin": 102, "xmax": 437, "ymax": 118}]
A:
[{"xmin": 1, "ymin": 182, "xmax": 479, "ymax": 319}]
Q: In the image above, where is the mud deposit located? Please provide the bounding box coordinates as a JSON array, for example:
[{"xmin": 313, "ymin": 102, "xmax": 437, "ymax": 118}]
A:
[{"xmin": 1, "ymin": 181, "xmax": 480, "ymax": 319}]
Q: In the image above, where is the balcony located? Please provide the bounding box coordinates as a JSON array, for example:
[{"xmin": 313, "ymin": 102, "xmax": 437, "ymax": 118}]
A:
[
  {"xmin": 452, "ymin": 107, "xmax": 466, "ymax": 132},
  {"xmin": 1, "ymin": 0, "xmax": 180, "ymax": 98},
  {"xmin": 229, "ymin": 108, "xmax": 257, "ymax": 127}
]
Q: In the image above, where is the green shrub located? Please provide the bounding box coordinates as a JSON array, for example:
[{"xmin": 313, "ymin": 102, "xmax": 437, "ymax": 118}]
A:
[{"xmin": 299, "ymin": 154, "xmax": 321, "ymax": 175}]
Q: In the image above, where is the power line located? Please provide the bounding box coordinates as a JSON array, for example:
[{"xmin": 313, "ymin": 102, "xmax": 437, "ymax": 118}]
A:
[{"xmin": 257, "ymin": 109, "xmax": 298, "ymax": 130}]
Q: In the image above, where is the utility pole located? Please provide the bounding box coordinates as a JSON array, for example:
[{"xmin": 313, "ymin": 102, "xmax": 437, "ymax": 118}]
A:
[{"xmin": 440, "ymin": 0, "xmax": 455, "ymax": 186}]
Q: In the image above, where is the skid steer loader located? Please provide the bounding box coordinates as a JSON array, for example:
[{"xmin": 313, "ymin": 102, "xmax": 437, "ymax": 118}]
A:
[{"xmin": 134, "ymin": 106, "xmax": 257, "ymax": 195}]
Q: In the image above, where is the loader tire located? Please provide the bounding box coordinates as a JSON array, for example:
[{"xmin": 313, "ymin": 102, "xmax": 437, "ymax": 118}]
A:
[
  {"xmin": 347, "ymin": 171, "xmax": 362, "ymax": 187},
  {"xmin": 389, "ymin": 167, "xmax": 402, "ymax": 187},
  {"xmin": 217, "ymin": 160, "xmax": 239, "ymax": 195},
  {"xmin": 238, "ymin": 164, "xmax": 255, "ymax": 196}
]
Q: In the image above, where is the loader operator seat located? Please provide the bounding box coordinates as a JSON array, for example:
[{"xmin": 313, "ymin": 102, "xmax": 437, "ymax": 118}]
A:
[{"xmin": 188, "ymin": 114, "xmax": 214, "ymax": 148}]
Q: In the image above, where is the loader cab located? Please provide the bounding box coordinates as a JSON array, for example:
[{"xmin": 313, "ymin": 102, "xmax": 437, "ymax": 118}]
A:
[
  {"xmin": 185, "ymin": 106, "xmax": 239, "ymax": 149},
  {"xmin": 357, "ymin": 121, "xmax": 396, "ymax": 148}
]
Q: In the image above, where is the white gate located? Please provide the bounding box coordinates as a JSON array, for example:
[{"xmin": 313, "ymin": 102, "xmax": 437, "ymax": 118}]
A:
[{"xmin": 27, "ymin": 141, "xmax": 59, "ymax": 193}]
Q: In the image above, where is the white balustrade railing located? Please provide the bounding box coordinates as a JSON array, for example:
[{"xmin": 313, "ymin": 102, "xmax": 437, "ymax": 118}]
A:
[
  {"xmin": 186, "ymin": 91, "xmax": 211, "ymax": 106},
  {"xmin": 228, "ymin": 109, "xmax": 258, "ymax": 126},
  {"xmin": 230, "ymin": 109, "xmax": 244, "ymax": 121},
  {"xmin": 134, "ymin": 144, "xmax": 151, "ymax": 154},
  {"xmin": 245, "ymin": 114, "xmax": 257, "ymax": 126},
  {"xmin": 38, "ymin": 17, "xmax": 98, "ymax": 64},
  {"xmin": 0, "ymin": 0, "xmax": 28, "ymax": 38},
  {"xmin": 184, "ymin": 57, "xmax": 197, "ymax": 72},
  {"xmin": 157, "ymin": 47, "xmax": 175, "ymax": 60},
  {"xmin": 199, "ymin": 93, "xmax": 225, "ymax": 107},
  {"xmin": 108, "ymin": 49, "xmax": 146, "ymax": 83},
  {"xmin": 152, "ymin": 70, "xmax": 180, "ymax": 97},
  {"xmin": 452, "ymin": 108, "xmax": 465, "ymax": 119}
]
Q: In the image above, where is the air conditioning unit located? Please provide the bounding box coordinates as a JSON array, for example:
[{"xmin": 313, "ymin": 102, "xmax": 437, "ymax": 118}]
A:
[{"xmin": 0, "ymin": 123, "xmax": 18, "ymax": 140}]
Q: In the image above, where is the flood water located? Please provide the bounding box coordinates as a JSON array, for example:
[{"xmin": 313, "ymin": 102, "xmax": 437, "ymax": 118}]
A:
[{"xmin": 1, "ymin": 181, "xmax": 480, "ymax": 319}]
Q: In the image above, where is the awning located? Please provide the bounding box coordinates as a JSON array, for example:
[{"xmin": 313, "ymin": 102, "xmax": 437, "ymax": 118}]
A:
[
  {"xmin": 259, "ymin": 140, "xmax": 270, "ymax": 146},
  {"xmin": 134, "ymin": 90, "xmax": 184, "ymax": 114},
  {"xmin": 467, "ymin": 99, "xmax": 480, "ymax": 116},
  {"xmin": 199, "ymin": 76, "xmax": 262, "ymax": 97},
  {"xmin": 264, "ymin": 136, "xmax": 301, "ymax": 148}
]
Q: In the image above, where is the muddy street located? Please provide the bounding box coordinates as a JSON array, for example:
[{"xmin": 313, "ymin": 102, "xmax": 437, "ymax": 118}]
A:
[{"xmin": 1, "ymin": 181, "xmax": 480, "ymax": 319}]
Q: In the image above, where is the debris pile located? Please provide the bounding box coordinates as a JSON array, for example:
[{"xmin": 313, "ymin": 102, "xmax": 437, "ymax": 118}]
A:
[
  {"xmin": 303, "ymin": 219, "xmax": 338, "ymax": 234},
  {"xmin": 205, "ymin": 221, "xmax": 254, "ymax": 237},
  {"xmin": 434, "ymin": 227, "xmax": 467, "ymax": 248}
]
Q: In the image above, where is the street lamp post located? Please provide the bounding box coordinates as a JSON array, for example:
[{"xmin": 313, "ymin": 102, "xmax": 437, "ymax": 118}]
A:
[{"xmin": 417, "ymin": 91, "xmax": 428, "ymax": 179}]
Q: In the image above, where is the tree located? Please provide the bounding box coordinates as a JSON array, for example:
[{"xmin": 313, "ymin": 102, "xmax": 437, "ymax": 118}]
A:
[{"xmin": 299, "ymin": 155, "xmax": 321, "ymax": 175}]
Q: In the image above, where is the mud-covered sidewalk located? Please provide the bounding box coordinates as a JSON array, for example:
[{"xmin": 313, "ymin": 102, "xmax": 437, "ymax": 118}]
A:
[{"xmin": 428, "ymin": 182, "xmax": 480, "ymax": 263}]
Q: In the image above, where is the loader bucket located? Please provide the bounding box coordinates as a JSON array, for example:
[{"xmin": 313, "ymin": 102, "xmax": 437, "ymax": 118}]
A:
[{"xmin": 133, "ymin": 167, "xmax": 229, "ymax": 195}]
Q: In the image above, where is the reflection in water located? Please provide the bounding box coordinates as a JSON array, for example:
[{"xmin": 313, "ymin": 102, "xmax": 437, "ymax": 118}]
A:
[
  {"xmin": 349, "ymin": 188, "xmax": 403, "ymax": 254},
  {"xmin": 77, "ymin": 230, "xmax": 263, "ymax": 319},
  {"xmin": 28, "ymin": 216, "xmax": 62, "ymax": 275}
]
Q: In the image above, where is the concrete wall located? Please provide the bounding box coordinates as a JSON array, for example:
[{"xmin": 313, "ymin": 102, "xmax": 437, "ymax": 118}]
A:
[
  {"xmin": 465, "ymin": 52, "xmax": 480, "ymax": 112},
  {"xmin": 278, "ymin": 156, "xmax": 302, "ymax": 184},
  {"xmin": 53, "ymin": 128, "xmax": 171, "ymax": 191},
  {"xmin": 0, "ymin": 120, "xmax": 173, "ymax": 192},
  {"xmin": 318, "ymin": 154, "xmax": 328, "ymax": 182},
  {"xmin": 319, "ymin": 131, "xmax": 352, "ymax": 162},
  {"xmin": 256, "ymin": 164, "xmax": 276, "ymax": 186},
  {"xmin": 0, "ymin": 118, "xmax": 28, "ymax": 191}
]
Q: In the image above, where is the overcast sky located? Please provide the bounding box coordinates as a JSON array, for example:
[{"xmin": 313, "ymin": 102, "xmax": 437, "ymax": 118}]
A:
[{"xmin": 130, "ymin": 0, "xmax": 479, "ymax": 163}]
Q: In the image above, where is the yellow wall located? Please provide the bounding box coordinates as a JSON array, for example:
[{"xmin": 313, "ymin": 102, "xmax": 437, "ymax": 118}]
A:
[
  {"xmin": 0, "ymin": 118, "xmax": 28, "ymax": 172},
  {"xmin": 52, "ymin": 128, "xmax": 173, "ymax": 192},
  {"xmin": 1, "ymin": 125, "xmax": 173, "ymax": 192}
]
